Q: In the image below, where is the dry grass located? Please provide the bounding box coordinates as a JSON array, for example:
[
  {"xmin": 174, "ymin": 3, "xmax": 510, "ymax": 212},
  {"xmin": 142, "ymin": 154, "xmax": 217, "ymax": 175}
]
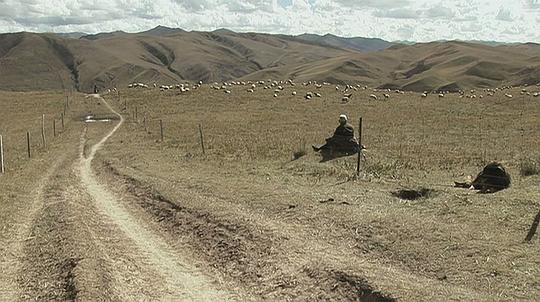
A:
[
  {"xmin": 109, "ymin": 84, "xmax": 540, "ymax": 180},
  {"xmin": 0, "ymin": 91, "xmax": 71, "ymax": 170},
  {"xmin": 0, "ymin": 85, "xmax": 539, "ymax": 301},
  {"xmin": 520, "ymin": 159, "xmax": 539, "ymax": 176},
  {"xmin": 94, "ymin": 84, "xmax": 539, "ymax": 301}
]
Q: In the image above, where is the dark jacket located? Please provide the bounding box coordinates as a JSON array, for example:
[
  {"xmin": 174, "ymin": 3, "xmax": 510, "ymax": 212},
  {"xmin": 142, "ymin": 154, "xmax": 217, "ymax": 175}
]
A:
[
  {"xmin": 321, "ymin": 123, "xmax": 359, "ymax": 154},
  {"xmin": 334, "ymin": 123, "xmax": 354, "ymax": 137}
]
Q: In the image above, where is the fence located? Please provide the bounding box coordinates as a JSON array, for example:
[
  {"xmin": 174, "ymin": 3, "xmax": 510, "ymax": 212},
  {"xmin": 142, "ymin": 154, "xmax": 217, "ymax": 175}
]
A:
[
  {"xmin": 113, "ymin": 88, "xmax": 540, "ymax": 182},
  {"xmin": 0, "ymin": 95, "xmax": 72, "ymax": 174}
]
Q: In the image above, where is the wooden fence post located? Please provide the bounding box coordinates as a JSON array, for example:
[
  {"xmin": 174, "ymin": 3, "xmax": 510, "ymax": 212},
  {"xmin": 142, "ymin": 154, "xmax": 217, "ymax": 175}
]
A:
[
  {"xmin": 525, "ymin": 210, "xmax": 540, "ymax": 242},
  {"xmin": 160, "ymin": 119, "xmax": 164, "ymax": 141},
  {"xmin": 356, "ymin": 117, "xmax": 363, "ymax": 176},
  {"xmin": 41, "ymin": 114, "xmax": 46, "ymax": 147},
  {"xmin": 61, "ymin": 113, "xmax": 65, "ymax": 130},
  {"xmin": 27, "ymin": 131, "xmax": 31, "ymax": 158},
  {"xmin": 199, "ymin": 124, "xmax": 206, "ymax": 155},
  {"xmin": 53, "ymin": 119, "xmax": 56, "ymax": 137},
  {"xmin": 143, "ymin": 113, "xmax": 147, "ymax": 132},
  {"xmin": 135, "ymin": 106, "xmax": 138, "ymax": 122},
  {"xmin": 0, "ymin": 135, "xmax": 5, "ymax": 174}
]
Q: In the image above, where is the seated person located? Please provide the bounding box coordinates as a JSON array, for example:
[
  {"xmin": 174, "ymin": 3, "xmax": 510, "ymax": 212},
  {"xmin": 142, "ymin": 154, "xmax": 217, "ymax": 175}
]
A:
[{"xmin": 312, "ymin": 114, "xmax": 360, "ymax": 155}]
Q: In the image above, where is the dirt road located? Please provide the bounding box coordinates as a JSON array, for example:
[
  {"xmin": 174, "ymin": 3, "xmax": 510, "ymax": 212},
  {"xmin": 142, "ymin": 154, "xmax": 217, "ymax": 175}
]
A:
[
  {"xmin": 2, "ymin": 95, "xmax": 235, "ymax": 301},
  {"xmin": 3, "ymin": 90, "xmax": 536, "ymax": 301}
]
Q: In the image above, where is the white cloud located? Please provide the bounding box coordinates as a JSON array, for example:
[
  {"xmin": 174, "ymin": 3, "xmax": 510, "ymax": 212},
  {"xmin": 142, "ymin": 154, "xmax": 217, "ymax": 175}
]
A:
[
  {"xmin": 522, "ymin": 0, "xmax": 540, "ymax": 9},
  {"xmin": 496, "ymin": 7, "xmax": 515, "ymax": 21},
  {"xmin": 0, "ymin": 0, "xmax": 537, "ymax": 43},
  {"xmin": 373, "ymin": 8, "xmax": 421, "ymax": 19}
]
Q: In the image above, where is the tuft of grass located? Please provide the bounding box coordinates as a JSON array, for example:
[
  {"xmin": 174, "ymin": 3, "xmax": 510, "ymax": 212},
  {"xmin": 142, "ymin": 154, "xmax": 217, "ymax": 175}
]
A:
[
  {"xmin": 520, "ymin": 159, "xmax": 539, "ymax": 176},
  {"xmin": 292, "ymin": 139, "xmax": 307, "ymax": 160}
]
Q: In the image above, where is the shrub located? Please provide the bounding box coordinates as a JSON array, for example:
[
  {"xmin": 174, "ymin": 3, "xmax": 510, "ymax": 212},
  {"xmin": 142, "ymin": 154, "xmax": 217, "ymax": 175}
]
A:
[{"xmin": 520, "ymin": 159, "xmax": 539, "ymax": 176}]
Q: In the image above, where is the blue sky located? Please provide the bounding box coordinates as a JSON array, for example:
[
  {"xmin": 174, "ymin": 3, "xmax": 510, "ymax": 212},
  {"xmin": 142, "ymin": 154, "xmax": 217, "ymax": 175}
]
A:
[{"xmin": 0, "ymin": 0, "xmax": 538, "ymax": 42}]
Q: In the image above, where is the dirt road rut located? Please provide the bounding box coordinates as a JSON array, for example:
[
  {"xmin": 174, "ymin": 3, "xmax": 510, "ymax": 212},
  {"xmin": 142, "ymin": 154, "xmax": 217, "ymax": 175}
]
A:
[{"xmin": 10, "ymin": 95, "xmax": 235, "ymax": 301}]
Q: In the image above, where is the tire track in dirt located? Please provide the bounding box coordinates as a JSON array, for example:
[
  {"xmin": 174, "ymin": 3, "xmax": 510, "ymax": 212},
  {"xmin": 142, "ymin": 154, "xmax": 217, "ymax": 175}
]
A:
[
  {"xmin": 0, "ymin": 153, "xmax": 68, "ymax": 301},
  {"xmin": 79, "ymin": 95, "xmax": 234, "ymax": 301}
]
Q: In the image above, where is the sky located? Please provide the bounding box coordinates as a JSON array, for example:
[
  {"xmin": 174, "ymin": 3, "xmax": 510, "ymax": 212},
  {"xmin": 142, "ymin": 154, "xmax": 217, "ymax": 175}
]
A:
[{"xmin": 0, "ymin": 0, "xmax": 539, "ymax": 42}]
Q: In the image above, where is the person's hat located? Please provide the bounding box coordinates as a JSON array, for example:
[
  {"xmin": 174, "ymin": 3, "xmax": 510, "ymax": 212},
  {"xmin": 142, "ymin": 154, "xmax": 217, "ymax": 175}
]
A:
[{"xmin": 339, "ymin": 114, "xmax": 348, "ymax": 121}]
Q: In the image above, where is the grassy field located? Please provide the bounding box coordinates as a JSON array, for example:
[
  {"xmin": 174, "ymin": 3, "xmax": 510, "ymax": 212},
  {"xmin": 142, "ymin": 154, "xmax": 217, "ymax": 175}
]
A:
[
  {"xmin": 93, "ymin": 83, "xmax": 539, "ymax": 300},
  {"xmin": 109, "ymin": 84, "xmax": 540, "ymax": 180},
  {"xmin": 1, "ymin": 84, "xmax": 539, "ymax": 301}
]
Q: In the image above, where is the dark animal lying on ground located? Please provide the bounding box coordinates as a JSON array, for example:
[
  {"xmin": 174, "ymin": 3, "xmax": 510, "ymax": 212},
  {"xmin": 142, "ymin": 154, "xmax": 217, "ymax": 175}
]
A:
[{"xmin": 455, "ymin": 162, "xmax": 511, "ymax": 193}]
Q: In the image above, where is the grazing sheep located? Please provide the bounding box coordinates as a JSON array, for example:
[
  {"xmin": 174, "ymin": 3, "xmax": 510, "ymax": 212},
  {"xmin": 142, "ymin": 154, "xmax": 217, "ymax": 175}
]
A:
[
  {"xmin": 533, "ymin": 92, "xmax": 539, "ymax": 97},
  {"xmin": 305, "ymin": 92, "xmax": 313, "ymax": 100},
  {"xmin": 247, "ymin": 89, "xmax": 254, "ymax": 93},
  {"xmin": 505, "ymin": 93, "xmax": 513, "ymax": 98},
  {"xmin": 315, "ymin": 92, "xmax": 322, "ymax": 97},
  {"xmin": 383, "ymin": 94, "xmax": 390, "ymax": 99},
  {"xmin": 273, "ymin": 94, "xmax": 278, "ymax": 97},
  {"xmin": 341, "ymin": 96, "xmax": 349, "ymax": 102},
  {"xmin": 369, "ymin": 94, "xmax": 377, "ymax": 100},
  {"xmin": 225, "ymin": 90, "xmax": 231, "ymax": 94},
  {"xmin": 421, "ymin": 93, "xmax": 428, "ymax": 98},
  {"xmin": 292, "ymin": 91, "xmax": 297, "ymax": 96},
  {"xmin": 438, "ymin": 93, "xmax": 445, "ymax": 98}
]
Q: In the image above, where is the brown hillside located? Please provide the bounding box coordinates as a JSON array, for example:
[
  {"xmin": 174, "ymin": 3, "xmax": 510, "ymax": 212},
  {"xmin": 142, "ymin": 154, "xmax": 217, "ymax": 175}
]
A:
[
  {"xmin": 247, "ymin": 41, "xmax": 540, "ymax": 91},
  {"xmin": 0, "ymin": 30, "xmax": 539, "ymax": 92}
]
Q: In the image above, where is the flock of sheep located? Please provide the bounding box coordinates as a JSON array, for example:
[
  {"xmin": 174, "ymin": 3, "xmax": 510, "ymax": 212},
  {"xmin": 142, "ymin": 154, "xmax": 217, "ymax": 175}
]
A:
[{"xmin": 123, "ymin": 79, "xmax": 540, "ymax": 101}]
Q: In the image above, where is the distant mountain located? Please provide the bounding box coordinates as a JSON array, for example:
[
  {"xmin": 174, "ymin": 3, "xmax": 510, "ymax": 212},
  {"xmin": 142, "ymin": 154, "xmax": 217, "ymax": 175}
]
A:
[
  {"xmin": 0, "ymin": 28, "xmax": 539, "ymax": 92},
  {"xmin": 53, "ymin": 32, "xmax": 87, "ymax": 39},
  {"xmin": 137, "ymin": 25, "xmax": 186, "ymax": 36},
  {"xmin": 296, "ymin": 33, "xmax": 394, "ymax": 52},
  {"xmin": 80, "ymin": 30, "xmax": 127, "ymax": 40},
  {"xmin": 245, "ymin": 40, "xmax": 540, "ymax": 91}
]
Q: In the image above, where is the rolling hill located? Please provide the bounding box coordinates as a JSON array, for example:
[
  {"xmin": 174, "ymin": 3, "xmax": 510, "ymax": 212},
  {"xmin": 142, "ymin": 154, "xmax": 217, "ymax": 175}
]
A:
[{"xmin": 0, "ymin": 26, "xmax": 539, "ymax": 92}]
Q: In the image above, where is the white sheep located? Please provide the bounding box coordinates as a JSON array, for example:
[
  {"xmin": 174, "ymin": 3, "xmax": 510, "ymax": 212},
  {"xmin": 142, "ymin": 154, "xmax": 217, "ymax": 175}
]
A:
[
  {"xmin": 369, "ymin": 94, "xmax": 377, "ymax": 100},
  {"xmin": 292, "ymin": 91, "xmax": 297, "ymax": 96}
]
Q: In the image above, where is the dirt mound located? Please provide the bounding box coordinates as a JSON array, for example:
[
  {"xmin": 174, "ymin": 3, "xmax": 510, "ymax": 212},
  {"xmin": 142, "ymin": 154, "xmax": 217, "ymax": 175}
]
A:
[{"xmin": 392, "ymin": 188, "xmax": 435, "ymax": 200}]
